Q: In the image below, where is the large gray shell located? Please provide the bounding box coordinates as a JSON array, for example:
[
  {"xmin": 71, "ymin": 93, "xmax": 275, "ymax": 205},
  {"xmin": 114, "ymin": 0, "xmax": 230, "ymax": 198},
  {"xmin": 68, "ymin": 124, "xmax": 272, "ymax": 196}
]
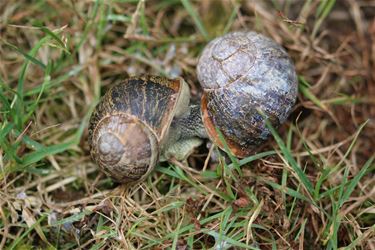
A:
[{"xmin": 197, "ymin": 31, "xmax": 298, "ymax": 157}]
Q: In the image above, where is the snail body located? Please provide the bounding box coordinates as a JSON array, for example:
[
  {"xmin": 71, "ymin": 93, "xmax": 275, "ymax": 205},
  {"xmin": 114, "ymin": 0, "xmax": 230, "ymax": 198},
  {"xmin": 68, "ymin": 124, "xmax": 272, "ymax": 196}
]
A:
[
  {"xmin": 197, "ymin": 31, "xmax": 298, "ymax": 157},
  {"xmin": 88, "ymin": 76, "xmax": 196, "ymax": 183}
]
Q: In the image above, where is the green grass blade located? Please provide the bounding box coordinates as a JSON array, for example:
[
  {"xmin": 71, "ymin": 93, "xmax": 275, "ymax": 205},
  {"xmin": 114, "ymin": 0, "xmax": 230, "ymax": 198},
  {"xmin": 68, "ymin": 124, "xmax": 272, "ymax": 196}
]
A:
[
  {"xmin": 336, "ymin": 121, "xmax": 368, "ymax": 207},
  {"xmin": 181, "ymin": 0, "xmax": 209, "ymax": 40},
  {"xmin": 14, "ymin": 35, "xmax": 51, "ymax": 129},
  {"xmin": 205, "ymin": 230, "xmax": 259, "ymax": 249},
  {"xmin": 262, "ymin": 111, "xmax": 314, "ymax": 194},
  {"xmin": 265, "ymin": 180, "xmax": 310, "ymax": 202},
  {"xmin": 341, "ymin": 156, "xmax": 374, "ymax": 204},
  {"xmin": 51, "ymin": 210, "xmax": 91, "ymax": 226},
  {"xmin": 223, "ymin": 3, "xmax": 239, "ymax": 34},
  {"xmin": 215, "ymin": 128, "xmax": 241, "ymax": 175},
  {"xmin": 4, "ymin": 42, "xmax": 46, "ymax": 70},
  {"xmin": 24, "ymin": 62, "xmax": 52, "ymax": 121},
  {"xmin": 39, "ymin": 27, "xmax": 65, "ymax": 48},
  {"xmin": 21, "ymin": 141, "xmax": 74, "ymax": 167},
  {"xmin": 312, "ymin": 0, "xmax": 336, "ymax": 37},
  {"xmin": 25, "ymin": 65, "xmax": 83, "ymax": 96},
  {"xmin": 156, "ymin": 165, "xmax": 182, "ymax": 179},
  {"xmin": 299, "ymin": 76, "xmax": 329, "ymax": 111},
  {"xmin": 0, "ymin": 122, "xmax": 14, "ymax": 139},
  {"xmin": 9, "ymin": 214, "xmax": 48, "ymax": 250},
  {"xmin": 228, "ymin": 150, "xmax": 276, "ymax": 169},
  {"xmin": 0, "ymin": 86, "xmax": 11, "ymax": 111}
]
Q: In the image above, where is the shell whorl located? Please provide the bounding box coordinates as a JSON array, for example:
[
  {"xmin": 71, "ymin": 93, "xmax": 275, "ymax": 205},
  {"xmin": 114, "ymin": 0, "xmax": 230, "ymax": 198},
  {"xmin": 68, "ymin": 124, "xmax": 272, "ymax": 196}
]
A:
[
  {"xmin": 197, "ymin": 31, "xmax": 298, "ymax": 157},
  {"xmin": 90, "ymin": 114, "xmax": 158, "ymax": 183}
]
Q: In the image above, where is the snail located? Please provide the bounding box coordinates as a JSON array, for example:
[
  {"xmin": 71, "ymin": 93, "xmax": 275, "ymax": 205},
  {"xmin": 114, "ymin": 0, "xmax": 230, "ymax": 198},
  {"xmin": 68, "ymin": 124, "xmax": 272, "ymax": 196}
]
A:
[
  {"xmin": 197, "ymin": 31, "xmax": 298, "ymax": 157},
  {"xmin": 88, "ymin": 31, "xmax": 297, "ymax": 183},
  {"xmin": 88, "ymin": 75, "xmax": 207, "ymax": 183}
]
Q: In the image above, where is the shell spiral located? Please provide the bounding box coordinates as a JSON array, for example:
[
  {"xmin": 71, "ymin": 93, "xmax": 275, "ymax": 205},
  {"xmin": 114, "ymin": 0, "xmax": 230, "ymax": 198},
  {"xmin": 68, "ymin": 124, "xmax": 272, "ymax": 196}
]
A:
[
  {"xmin": 88, "ymin": 76, "xmax": 187, "ymax": 183},
  {"xmin": 197, "ymin": 31, "xmax": 298, "ymax": 157}
]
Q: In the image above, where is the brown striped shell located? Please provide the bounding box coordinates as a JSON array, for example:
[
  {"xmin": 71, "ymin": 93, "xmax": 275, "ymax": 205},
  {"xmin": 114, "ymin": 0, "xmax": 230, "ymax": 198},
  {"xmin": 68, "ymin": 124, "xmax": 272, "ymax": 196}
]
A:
[
  {"xmin": 197, "ymin": 31, "xmax": 298, "ymax": 157},
  {"xmin": 88, "ymin": 76, "xmax": 190, "ymax": 183}
]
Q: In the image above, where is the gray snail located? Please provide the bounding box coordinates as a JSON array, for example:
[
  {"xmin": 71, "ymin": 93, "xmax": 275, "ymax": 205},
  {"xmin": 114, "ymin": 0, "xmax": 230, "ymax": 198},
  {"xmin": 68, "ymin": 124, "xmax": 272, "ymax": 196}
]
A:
[
  {"xmin": 88, "ymin": 31, "xmax": 297, "ymax": 183},
  {"xmin": 197, "ymin": 31, "xmax": 298, "ymax": 157}
]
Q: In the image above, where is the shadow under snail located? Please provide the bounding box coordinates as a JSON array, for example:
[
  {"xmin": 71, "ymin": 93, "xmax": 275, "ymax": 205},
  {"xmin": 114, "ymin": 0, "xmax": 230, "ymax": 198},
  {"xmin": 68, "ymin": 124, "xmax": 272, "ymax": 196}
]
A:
[{"xmin": 88, "ymin": 31, "xmax": 297, "ymax": 183}]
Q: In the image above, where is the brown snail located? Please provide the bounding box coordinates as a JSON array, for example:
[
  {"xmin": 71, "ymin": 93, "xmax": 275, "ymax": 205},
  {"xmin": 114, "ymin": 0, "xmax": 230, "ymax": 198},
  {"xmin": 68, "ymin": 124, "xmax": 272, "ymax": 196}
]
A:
[
  {"xmin": 88, "ymin": 76, "xmax": 206, "ymax": 183},
  {"xmin": 197, "ymin": 31, "xmax": 298, "ymax": 157}
]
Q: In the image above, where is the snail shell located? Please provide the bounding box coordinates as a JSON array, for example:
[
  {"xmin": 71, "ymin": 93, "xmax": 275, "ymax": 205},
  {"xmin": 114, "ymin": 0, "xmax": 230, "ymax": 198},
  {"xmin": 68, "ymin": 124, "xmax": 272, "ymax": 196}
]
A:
[
  {"xmin": 88, "ymin": 76, "xmax": 190, "ymax": 183},
  {"xmin": 197, "ymin": 31, "xmax": 298, "ymax": 157}
]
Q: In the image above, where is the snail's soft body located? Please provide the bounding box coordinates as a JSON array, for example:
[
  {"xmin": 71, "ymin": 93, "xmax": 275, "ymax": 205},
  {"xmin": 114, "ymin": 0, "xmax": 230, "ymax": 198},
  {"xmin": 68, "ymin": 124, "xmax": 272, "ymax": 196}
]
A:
[{"xmin": 197, "ymin": 31, "xmax": 298, "ymax": 157}]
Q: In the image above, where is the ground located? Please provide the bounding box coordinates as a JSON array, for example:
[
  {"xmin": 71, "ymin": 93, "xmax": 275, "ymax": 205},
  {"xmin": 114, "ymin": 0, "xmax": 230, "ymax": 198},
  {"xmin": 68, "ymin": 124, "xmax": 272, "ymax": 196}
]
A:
[{"xmin": 0, "ymin": 0, "xmax": 374, "ymax": 249}]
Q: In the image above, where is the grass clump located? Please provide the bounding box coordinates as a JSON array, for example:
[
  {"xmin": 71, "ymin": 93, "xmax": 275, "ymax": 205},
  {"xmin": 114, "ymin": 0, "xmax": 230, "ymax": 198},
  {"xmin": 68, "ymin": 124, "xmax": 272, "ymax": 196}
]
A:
[{"xmin": 0, "ymin": 0, "xmax": 374, "ymax": 249}]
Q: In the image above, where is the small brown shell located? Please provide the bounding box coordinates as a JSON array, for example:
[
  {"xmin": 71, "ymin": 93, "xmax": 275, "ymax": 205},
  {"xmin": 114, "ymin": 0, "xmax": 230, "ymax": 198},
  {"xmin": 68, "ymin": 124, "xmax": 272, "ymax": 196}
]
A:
[
  {"xmin": 197, "ymin": 31, "xmax": 298, "ymax": 157},
  {"xmin": 88, "ymin": 76, "xmax": 188, "ymax": 183}
]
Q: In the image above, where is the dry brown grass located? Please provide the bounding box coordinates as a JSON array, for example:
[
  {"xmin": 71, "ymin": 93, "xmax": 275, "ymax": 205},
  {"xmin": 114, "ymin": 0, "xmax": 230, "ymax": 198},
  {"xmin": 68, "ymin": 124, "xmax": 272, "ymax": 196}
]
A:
[{"xmin": 0, "ymin": 0, "xmax": 374, "ymax": 249}]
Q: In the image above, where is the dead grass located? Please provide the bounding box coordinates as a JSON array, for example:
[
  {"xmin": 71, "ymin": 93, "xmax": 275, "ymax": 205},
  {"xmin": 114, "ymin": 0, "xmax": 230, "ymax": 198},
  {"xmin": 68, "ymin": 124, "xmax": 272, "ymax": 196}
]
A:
[{"xmin": 0, "ymin": 0, "xmax": 374, "ymax": 249}]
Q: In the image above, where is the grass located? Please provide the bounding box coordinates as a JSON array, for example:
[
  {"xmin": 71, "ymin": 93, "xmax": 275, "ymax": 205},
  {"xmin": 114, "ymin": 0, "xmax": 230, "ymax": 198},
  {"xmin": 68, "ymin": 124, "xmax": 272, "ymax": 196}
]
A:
[{"xmin": 0, "ymin": 0, "xmax": 374, "ymax": 249}]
